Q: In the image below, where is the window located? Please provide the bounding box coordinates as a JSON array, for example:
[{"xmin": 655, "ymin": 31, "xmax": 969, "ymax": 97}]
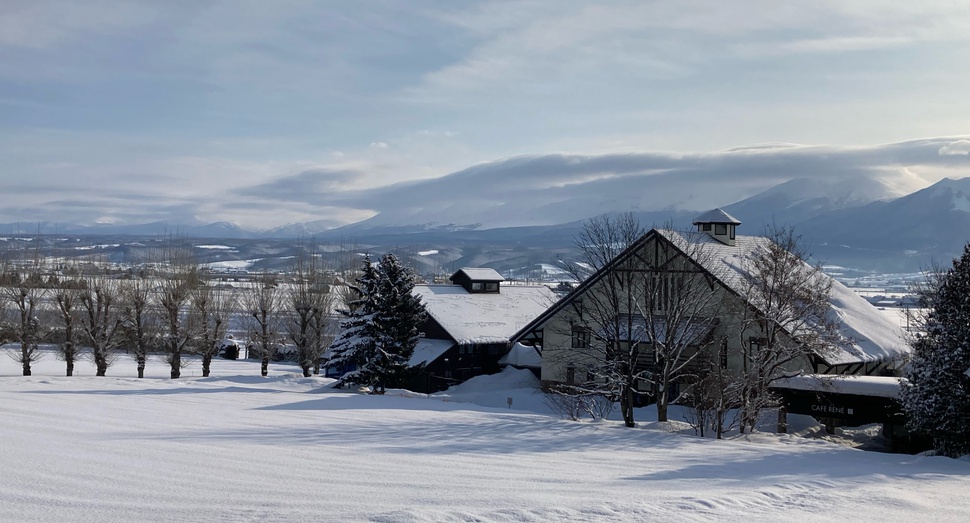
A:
[
  {"xmin": 571, "ymin": 326, "xmax": 589, "ymax": 348},
  {"xmin": 565, "ymin": 364, "xmax": 576, "ymax": 385},
  {"xmin": 485, "ymin": 282, "xmax": 498, "ymax": 291},
  {"xmin": 702, "ymin": 223, "xmax": 712, "ymax": 232},
  {"xmin": 651, "ymin": 273, "xmax": 684, "ymax": 312},
  {"xmin": 729, "ymin": 225, "xmax": 735, "ymax": 240},
  {"xmin": 471, "ymin": 282, "xmax": 483, "ymax": 291},
  {"xmin": 715, "ymin": 223, "xmax": 727, "ymax": 235}
]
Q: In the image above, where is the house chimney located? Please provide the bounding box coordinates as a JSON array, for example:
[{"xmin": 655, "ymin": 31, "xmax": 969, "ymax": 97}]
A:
[{"xmin": 692, "ymin": 208, "xmax": 741, "ymax": 246}]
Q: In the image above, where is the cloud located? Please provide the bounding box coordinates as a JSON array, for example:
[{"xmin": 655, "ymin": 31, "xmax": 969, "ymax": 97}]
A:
[
  {"xmin": 223, "ymin": 136, "xmax": 969, "ymax": 229},
  {"xmin": 237, "ymin": 168, "xmax": 361, "ymax": 202},
  {"xmin": 939, "ymin": 140, "xmax": 970, "ymax": 156},
  {"xmin": 369, "ymin": 142, "xmax": 389, "ymax": 149}
]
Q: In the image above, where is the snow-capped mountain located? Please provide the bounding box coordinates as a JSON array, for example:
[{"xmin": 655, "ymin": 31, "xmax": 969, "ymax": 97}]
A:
[
  {"xmin": 723, "ymin": 176, "xmax": 905, "ymax": 228},
  {"xmin": 797, "ymin": 177, "xmax": 970, "ymax": 269}
]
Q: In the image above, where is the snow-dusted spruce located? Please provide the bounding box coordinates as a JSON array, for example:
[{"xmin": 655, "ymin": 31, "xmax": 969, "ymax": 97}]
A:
[
  {"xmin": 191, "ymin": 284, "xmax": 235, "ymax": 378},
  {"xmin": 327, "ymin": 253, "xmax": 427, "ymax": 393},
  {"xmin": 728, "ymin": 225, "xmax": 842, "ymax": 433},
  {"xmin": 902, "ymin": 243, "xmax": 970, "ymax": 457},
  {"xmin": 373, "ymin": 253, "xmax": 427, "ymax": 393},
  {"xmin": 327, "ymin": 254, "xmax": 381, "ymax": 389},
  {"xmin": 285, "ymin": 249, "xmax": 337, "ymax": 377},
  {"xmin": 245, "ymin": 275, "xmax": 284, "ymax": 377},
  {"xmin": 78, "ymin": 272, "xmax": 125, "ymax": 376}
]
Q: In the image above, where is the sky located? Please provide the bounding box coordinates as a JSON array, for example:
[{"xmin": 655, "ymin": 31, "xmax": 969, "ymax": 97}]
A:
[{"xmin": 2, "ymin": 1, "xmax": 970, "ymax": 231}]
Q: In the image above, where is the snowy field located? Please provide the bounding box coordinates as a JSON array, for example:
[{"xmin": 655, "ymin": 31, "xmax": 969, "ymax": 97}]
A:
[{"xmin": 2, "ymin": 352, "xmax": 970, "ymax": 522}]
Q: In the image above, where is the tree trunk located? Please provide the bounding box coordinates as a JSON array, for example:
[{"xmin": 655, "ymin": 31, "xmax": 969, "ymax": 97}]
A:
[
  {"xmin": 171, "ymin": 349, "xmax": 181, "ymax": 379},
  {"xmin": 202, "ymin": 355, "xmax": 211, "ymax": 378},
  {"xmin": 94, "ymin": 349, "xmax": 107, "ymax": 376},
  {"xmin": 137, "ymin": 355, "xmax": 146, "ymax": 379},
  {"xmin": 261, "ymin": 357, "xmax": 269, "ymax": 377},
  {"xmin": 21, "ymin": 342, "xmax": 31, "ymax": 376},
  {"xmin": 302, "ymin": 365, "xmax": 312, "ymax": 378},
  {"xmin": 621, "ymin": 385, "xmax": 635, "ymax": 428},
  {"xmin": 656, "ymin": 399, "xmax": 668, "ymax": 423}
]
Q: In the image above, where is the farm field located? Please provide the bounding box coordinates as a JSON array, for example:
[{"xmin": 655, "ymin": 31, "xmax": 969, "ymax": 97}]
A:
[{"xmin": 1, "ymin": 353, "xmax": 968, "ymax": 522}]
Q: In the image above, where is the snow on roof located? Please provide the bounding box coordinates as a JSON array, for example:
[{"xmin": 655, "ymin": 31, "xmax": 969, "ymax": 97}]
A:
[
  {"xmin": 414, "ymin": 284, "xmax": 556, "ymax": 344},
  {"xmin": 452, "ymin": 267, "xmax": 504, "ymax": 281},
  {"xmin": 692, "ymin": 208, "xmax": 742, "ymax": 225},
  {"xmin": 498, "ymin": 342, "xmax": 541, "ymax": 368},
  {"xmin": 409, "ymin": 338, "xmax": 455, "ymax": 367},
  {"xmin": 773, "ymin": 374, "xmax": 905, "ymax": 399},
  {"xmin": 657, "ymin": 229, "xmax": 910, "ymax": 366}
]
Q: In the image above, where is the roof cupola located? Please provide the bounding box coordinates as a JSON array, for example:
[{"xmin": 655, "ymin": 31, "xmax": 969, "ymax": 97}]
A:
[{"xmin": 692, "ymin": 208, "xmax": 741, "ymax": 246}]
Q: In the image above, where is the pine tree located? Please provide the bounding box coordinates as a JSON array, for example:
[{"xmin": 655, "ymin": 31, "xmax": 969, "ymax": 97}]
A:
[
  {"xmin": 326, "ymin": 253, "xmax": 427, "ymax": 393},
  {"xmin": 327, "ymin": 255, "xmax": 382, "ymax": 389},
  {"xmin": 373, "ymin": 253, "xmax": 427, "ymax": 393},
  {"xmin": 902, "ymin": 243, "xmax": 970, "ymax": 457}
]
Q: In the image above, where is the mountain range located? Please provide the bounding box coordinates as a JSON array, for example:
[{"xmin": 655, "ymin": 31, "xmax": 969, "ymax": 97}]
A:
[{"xmin": 2, "ymin": 176, "xmax": 968, "ymax": 273}]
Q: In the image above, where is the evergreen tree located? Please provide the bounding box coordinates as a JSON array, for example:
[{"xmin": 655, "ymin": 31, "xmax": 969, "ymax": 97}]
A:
[
  {"xmin": 327, "ymin": 255, "xmax": 382, "ymax": 389},
  {"xmin": 902, "ymin": 243, "xmax": 970, "ymax": 457},
  {"xmin": 326, "ymin": 253, "xmax": 427, "ymax": 393},
  {"xmin": 373, "ymin": 253, "xmax": 427, "ymax": 393}
]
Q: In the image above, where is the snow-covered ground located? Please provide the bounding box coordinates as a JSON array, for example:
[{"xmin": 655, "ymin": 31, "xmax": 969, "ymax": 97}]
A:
[{"xmin": 2, "ymin": 352, "xmax": 969, "ymax": 522}]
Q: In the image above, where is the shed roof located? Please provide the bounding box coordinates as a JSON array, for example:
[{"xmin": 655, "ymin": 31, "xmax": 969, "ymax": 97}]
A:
[{"xmin": 408, "ymin": 338, "xmax": 455, "ymax": 367}]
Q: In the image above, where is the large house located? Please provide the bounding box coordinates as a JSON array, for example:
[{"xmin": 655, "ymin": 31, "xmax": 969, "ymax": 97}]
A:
[
  {"xmin": 511, "ymin": 209, "xmax": 910, "ymax": 398},
  {"xmin": 409, "ymin": 268, "xmax": 556, "ymax": 392}
]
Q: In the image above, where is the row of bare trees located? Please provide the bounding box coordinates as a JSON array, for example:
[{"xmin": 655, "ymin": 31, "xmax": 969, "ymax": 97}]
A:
[{"xmin": 0, "ymin": 245, "xmax": 340, "ymax": 379}]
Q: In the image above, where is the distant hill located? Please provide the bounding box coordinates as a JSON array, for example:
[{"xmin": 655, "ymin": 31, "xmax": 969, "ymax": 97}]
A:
[
  {"xmin": 796, "ymin": 177, "xmax": 970, "ymax": 271},
  {"xmin": 5, "ymin": 176, "xmax": 970, "ymax": 273}
]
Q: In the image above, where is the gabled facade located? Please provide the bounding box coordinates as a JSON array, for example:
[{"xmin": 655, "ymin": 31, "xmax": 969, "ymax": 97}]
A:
[{"xmin": 512, "ymin": 212, "xmax": 910, "ymax": 397}]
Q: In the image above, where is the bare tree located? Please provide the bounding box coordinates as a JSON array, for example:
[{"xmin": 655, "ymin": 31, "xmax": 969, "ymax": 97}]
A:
[
  {"xmin": 729, "ymin": 225, "xmax": 842, "ymax": 432},
  {"xmin": 120, "ymin": 276, "xmax": 159, "ymax": 378},
  {"xmin": 78, "ymin": 272, "xmax": 125, "ymax": 376},
  {"xmin": 555, "ymin": 212, "xmax": 647, "ymax": 427},
  {"xmin": 554, "ymin": 219, "xmax": 726, "ymax": 424},
  {"xmin": 246, "ymin": 275, "xmax": 283, "ymax": 377},
  {"xmin": 190, "ymin": 283, "xmax": 235, "ymax": 377},
  {"xmin": 158, "ymin": 243, "xmax": 197, "ymax": 379},
  {"xmin": 286, "ymin": 248, "xmax": 337, "ymax": 377},
  {"xmin": 2, "ymin": 256, "xmax": 47, "ymax": 376},
  {"xmin": 5, "ymin": 278, "xmax": 45, "ymax": 376},
  {"xmin": 53, "ymin": 270, "xmax": 85, "ymax": 376}
]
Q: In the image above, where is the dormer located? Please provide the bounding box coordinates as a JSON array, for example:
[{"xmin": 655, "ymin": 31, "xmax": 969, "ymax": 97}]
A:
[
  {"xmin": 693, "ymin": 208, "xmax": 741, "ymax": 246},
  {"xmin": 449, "ymin": 267, "xmax": 504, "ymax": 293}
]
